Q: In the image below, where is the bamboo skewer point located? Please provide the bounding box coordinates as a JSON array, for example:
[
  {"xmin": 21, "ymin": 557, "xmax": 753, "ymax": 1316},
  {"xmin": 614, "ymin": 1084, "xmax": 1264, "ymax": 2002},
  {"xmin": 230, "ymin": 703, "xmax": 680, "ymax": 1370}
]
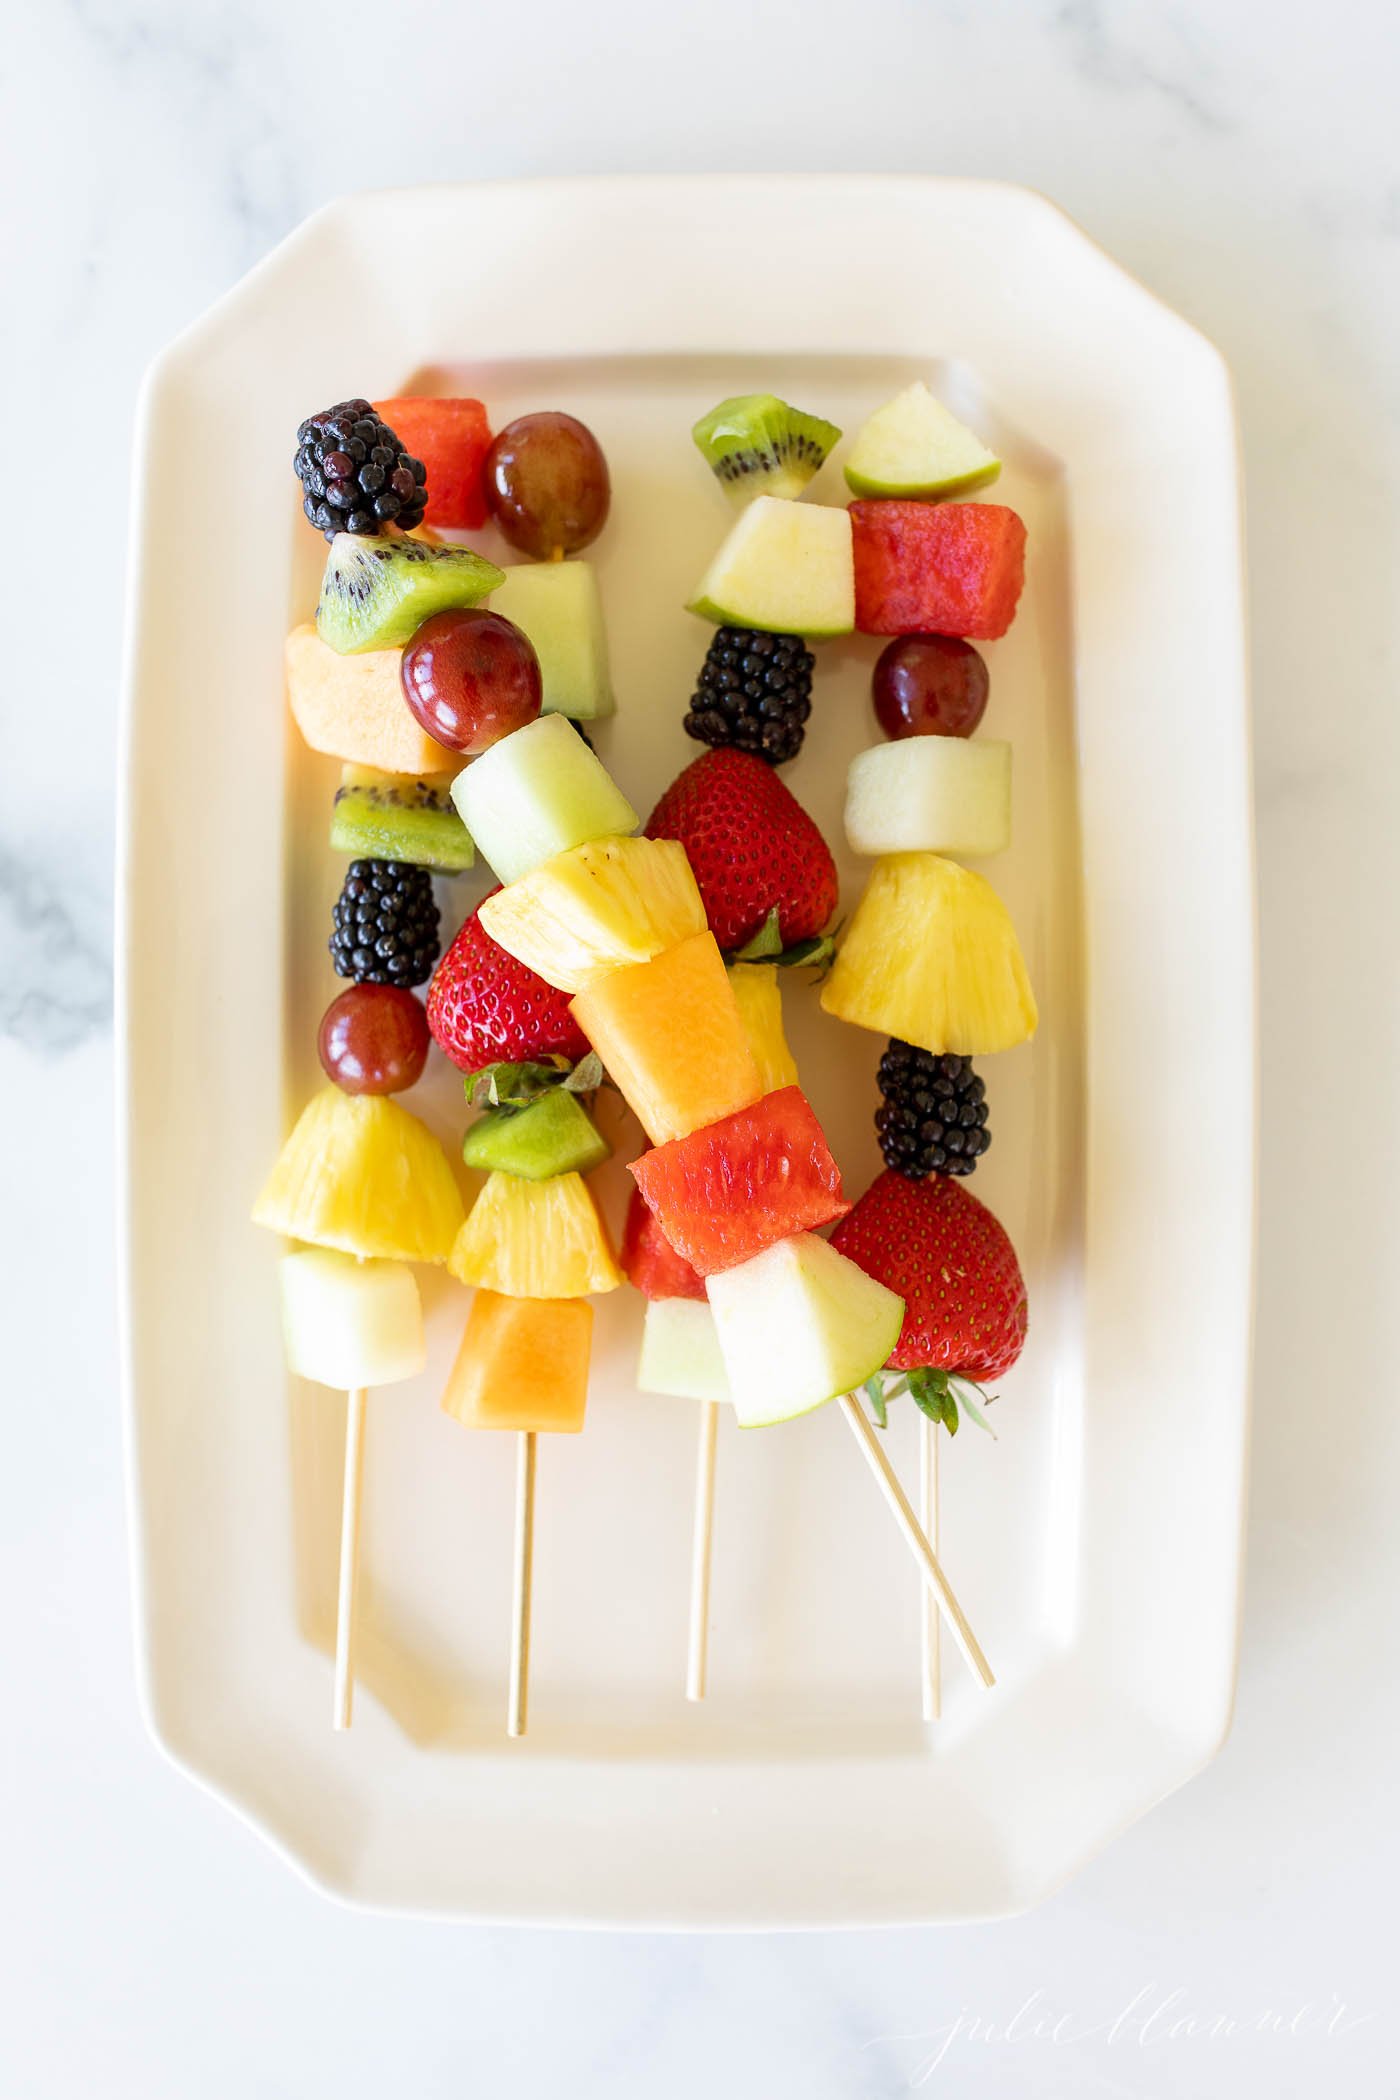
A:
[
  {"xmin": 920, "ymin": 1411, "xmax": 941, "ymax": 1721},
  {"xmin": 333, "ymin": 1386, "xmax": 368, "ymax": 1732},
  {"xmin": 686, "ymin": 1398, "xmax": 720, "ymax": 1702},
  {"xmin": 838, "ymin": 1393, "xmax": 993, "ymax": 1690},
  {"xmin": 508, "ymin": 1429, "xmax": 537, "ymax": 1738}
]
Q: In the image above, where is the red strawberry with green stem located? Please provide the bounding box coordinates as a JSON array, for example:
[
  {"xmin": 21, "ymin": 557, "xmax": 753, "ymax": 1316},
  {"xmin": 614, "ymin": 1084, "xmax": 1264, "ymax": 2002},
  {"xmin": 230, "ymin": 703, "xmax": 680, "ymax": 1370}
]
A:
[
  {"xmin": 645, "ymin": 748, "xmax": 838, "ymax": 954},
  {"xmin": 427, "ymin": 889, "xmax": 589, "ymax": 1073},
  {"xmin": 830, "ymin": 1168, "xmax": 1027, "ymax": 1430}
]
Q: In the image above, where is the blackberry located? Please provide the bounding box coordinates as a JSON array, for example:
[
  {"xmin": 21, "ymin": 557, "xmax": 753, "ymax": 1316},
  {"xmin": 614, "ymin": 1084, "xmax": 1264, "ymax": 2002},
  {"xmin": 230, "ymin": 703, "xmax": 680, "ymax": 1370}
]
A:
[
  {"xmin": 295, "ymin": 398, "xmax": 428, "ymax": 539},
  {"xmin": 330, "ymin": 861, "xmax": 440, "ymax": 987},
  {"xmin": 684, "ymin": 626, "xmax": 814, "ymax": 765},
  {"xmin": 874, "ymin": 1040, "xmax": 991, "ymax": 1180}
]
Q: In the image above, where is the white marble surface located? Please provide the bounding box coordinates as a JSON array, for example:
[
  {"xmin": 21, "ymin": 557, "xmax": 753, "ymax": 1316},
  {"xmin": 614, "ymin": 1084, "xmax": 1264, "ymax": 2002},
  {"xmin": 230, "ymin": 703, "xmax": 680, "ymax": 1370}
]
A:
[{"xmin": 4, "ymin": 1, "xmax": 1398, "ymax": 2092}]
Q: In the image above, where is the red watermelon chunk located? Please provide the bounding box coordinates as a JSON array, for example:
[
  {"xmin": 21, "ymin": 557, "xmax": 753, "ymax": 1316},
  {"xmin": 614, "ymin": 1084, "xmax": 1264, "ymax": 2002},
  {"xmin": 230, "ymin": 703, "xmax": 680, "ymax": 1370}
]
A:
[
  {"xmin": 629, "ymin": 1086, "xmax": 849, "ymax": 1277},
  {"xmin": 850, "ymin": 500, "xmax": 1027, "ymax": 640},
  {"xmin": 620, "ymin": 1185, "xmax": 707, "ymax": 1301},
  {"xmin": 376, "ymin": 397, "xmax": 492, "ymax": 530}
]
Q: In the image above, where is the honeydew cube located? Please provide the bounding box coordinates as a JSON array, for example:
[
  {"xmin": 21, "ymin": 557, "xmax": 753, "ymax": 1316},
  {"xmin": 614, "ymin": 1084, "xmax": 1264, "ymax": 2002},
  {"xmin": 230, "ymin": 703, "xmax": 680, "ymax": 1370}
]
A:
[
  {"xmin": 706, "ymin": 1233, "xmax": 904, "ymax": 1428},
  {"xmin": 488, "ymin": 561, "xmax": 615, "ymax": 720},
  {"xmin": 452, "ymin": 714, "xmax": 638, "ymax": 887},
  {"xmin": 844, "ymin": 738, "xmax": 1011, "ymax": 858},
  {"xmin": 280, "ymin": 1248, "xmax": 425, "ymax": 1390},
  {"xmin": 479, "ymin": 835, "xmax": 706, "ymax": 993},
  {"xmin": 687, "ymin": 496, "xmax": 855, "ymax": 637},
  {"xmin": 637, "ymin": 1298, "xmax": 733, "ymax": 1403},
  {"xmin": 441, "ymin": 1289, "xmax": 592, "ymax": 1434}
]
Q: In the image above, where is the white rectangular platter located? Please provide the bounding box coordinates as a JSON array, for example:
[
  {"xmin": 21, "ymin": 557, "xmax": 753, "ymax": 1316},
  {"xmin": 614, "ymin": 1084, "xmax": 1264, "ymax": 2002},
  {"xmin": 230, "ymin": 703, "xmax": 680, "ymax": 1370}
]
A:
[{"xmin": 119, "ymin": 176, "xmax": 1253, "ymax": 1924}]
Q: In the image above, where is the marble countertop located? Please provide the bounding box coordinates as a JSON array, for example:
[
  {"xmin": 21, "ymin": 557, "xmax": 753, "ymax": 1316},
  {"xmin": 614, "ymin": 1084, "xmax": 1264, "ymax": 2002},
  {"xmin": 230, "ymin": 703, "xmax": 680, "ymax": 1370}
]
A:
[{"xmin": 5, "ymin": 1, "xmax": 1398, "ymax": 2094}]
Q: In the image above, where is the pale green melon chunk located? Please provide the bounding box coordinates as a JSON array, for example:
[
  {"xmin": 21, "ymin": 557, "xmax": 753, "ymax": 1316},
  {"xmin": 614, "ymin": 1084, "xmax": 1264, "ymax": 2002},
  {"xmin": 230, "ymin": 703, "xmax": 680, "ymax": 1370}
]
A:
[
  {"xmin": 452, "ymin": 714, "xmax": 637, "ymax": 887},
  {"xmin": 844, "ymin": 738, "xmax": 1011, "ymax": 858},
  {"xmin": 489, "ymin": 561, "xmax": 615, "ymax": 720},
  {"xmin": 281, "ymin": 1248, "xmax": 425, "ymax": 1390},
  {"xmin": 637, "ymin": 1298, "xmax": 733, "ymax": 1403}
]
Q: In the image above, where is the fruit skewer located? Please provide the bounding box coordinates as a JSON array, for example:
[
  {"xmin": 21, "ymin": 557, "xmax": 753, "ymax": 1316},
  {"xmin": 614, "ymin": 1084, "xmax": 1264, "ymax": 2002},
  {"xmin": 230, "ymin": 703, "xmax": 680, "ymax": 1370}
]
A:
[
  {"xmin": 812, "ymin": 380, "xmax": 1035, "ymax": 1711},
  {"xmin": 458, "ymin": 715, "xmax": 995, "ymax": 1687}
]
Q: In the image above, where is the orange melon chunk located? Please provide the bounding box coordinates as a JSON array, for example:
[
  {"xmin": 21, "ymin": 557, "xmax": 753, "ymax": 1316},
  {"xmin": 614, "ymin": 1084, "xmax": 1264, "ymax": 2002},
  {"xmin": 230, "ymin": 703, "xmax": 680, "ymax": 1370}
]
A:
[
  {"xmin": 441, "ymin": 1290, "xmax": 592, "ymax": 1434},
  {"xmin": 285, "ymin": 622, "xmax": 458, "ymax": 776},
  {"xmin": 570, "ymin": 930, "xmax": 763, "ymax": 1145}
]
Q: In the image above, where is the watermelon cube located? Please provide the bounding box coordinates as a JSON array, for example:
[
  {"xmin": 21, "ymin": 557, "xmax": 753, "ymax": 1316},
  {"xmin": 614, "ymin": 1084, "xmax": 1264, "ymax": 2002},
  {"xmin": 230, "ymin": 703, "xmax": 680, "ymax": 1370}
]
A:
[
  {"xmin": 620, "ymin": 1185, "xmax": 707, "ymax": 1301},
  {"xmin": 629, "ymin": 1086, "xmax": 848, "ymax": 1277},
  {"xmin": 850, "ymin": 500, "xmax": 1027, "ymax": 640},
  {"xmin": 375, "ymin": 397, "xmax": 492, "ymax": 530}
]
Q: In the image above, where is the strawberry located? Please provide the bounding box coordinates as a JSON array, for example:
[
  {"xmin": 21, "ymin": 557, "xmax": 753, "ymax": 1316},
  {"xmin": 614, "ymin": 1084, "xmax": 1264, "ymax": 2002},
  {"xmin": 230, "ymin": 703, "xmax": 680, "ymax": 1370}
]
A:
[
  {"xmin": 645, "ymin": 748, "xmax": 838, "ymax": 953},
  {"xmin": 427, "ymin": 889, "xmax": 589, "ymax": 1073},
  {"xmin": 830, "ymin": 1169, "xmax": 1026, "ymax": 1416}
]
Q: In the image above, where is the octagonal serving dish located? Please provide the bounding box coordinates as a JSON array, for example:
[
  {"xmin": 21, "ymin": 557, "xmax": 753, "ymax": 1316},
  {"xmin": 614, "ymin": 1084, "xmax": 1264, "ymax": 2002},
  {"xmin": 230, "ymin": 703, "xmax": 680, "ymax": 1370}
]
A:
[{"xmin": 118, "ymin": 176, "xmax": 1253, "ymax": 1923}]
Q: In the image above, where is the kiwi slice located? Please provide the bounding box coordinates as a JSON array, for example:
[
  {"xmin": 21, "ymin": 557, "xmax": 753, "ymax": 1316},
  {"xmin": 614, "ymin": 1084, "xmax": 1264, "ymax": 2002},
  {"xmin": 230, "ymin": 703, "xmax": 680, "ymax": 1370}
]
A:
[
  {"xmin": 330, "ymin": 766, "xmax": 475, "ymax": 873},
  {"xmin": 692, "ymin": 393, "xmax": 841, "ymax": 507},
  {"xmin": 462, "ymin": 1089, "xmax": 610, "ymax": 1181},
  {"xmin": 315, "ymin": 532, "xmax": 503, "ymax": 654}
]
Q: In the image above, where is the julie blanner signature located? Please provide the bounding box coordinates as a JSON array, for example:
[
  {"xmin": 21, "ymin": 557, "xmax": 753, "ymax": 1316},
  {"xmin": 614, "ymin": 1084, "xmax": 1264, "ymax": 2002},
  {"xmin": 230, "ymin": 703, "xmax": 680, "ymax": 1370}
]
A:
[{"xmin": 868, "ymin": 1984, "xmax": 1378, "ymax": 2086}]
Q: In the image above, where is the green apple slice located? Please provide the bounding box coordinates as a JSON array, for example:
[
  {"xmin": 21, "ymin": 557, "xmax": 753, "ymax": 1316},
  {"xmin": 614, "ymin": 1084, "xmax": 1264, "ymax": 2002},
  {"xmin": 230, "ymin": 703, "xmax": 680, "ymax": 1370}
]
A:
[
  {"xmin": 706, "ymin": 1233, "xmax": 904, "ymax": 1428},
  {"xmin": 637, "ymin": 1298, "xmax": 732, "ymax": 1403},
  {"xmin": 844, "ymin": 382, "xmax": 1001, "ymax": 500},
  {"xmin": 687, "ymin": 496, "xmax": 854, "ymax": 637},
  {"xmin": 488, "ymin": 561, "xmax": 615, "ymax": 721}
]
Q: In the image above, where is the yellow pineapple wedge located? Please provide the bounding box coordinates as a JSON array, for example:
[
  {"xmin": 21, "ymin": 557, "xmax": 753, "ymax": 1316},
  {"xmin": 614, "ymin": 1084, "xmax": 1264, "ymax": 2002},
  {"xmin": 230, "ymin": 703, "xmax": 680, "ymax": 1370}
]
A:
[
  {"xmin": 478, "ymin": 835, "xmax": 706, "ymax": 993},
  {"xmin": 252, "ymin": 1087, "xmax": 465, "ymax": 1263},
  {"xmin": 821, "ymin": 852, "xmax": 1037, "ymax": 1054},
  {"xmin": 728, "ymin": 961, "xmax": 799, "ymax": 1090},
  {"xmin": 448, "ymin": 1170, "xmax": 622, "ymax": 1297}
]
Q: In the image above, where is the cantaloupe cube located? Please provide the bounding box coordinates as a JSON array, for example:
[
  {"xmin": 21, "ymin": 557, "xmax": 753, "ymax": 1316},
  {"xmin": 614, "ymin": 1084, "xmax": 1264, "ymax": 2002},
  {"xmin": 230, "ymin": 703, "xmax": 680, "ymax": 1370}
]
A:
[
  {"xmin": 570, "ymin": 930, "xmax": 763, "ymax": 1144},
  {"xmin": 441, "ymin": 1290, "xmax": 592, "ymax": 1434},
  {"xmin": 285, "ymin": 622, "xmax": 457, "ymax": 776}
]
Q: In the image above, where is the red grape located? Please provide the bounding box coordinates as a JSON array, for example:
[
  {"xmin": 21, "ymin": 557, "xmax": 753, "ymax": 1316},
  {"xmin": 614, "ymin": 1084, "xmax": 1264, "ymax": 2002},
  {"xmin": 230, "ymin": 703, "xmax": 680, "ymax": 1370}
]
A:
[
  {"xmin": 484, "ymin": 412, "xmax": 610, "ymax": 558},
  {"xmin": 319, "ymin": 983, "xmax": 430, "ymax": 1094},
  {"xmin": 400, "ymin": 609, "xmax": 541, "ymax": 753},
  {"xmin": 872, "ymin": 634, "xmax": 990, "ymax": 740}
]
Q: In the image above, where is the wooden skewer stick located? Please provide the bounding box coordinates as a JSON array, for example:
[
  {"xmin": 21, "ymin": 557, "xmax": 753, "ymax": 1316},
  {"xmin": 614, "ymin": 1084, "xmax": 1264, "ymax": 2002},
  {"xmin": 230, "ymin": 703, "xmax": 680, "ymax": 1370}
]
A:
[
  {"xmin": 920, "ymin": 1412, "xmax": 941, "ymax": 1721},
  {"xmin": 508, "ymin": 1430, "xmax": 537, "ymax": 1738},
  {"xmin": 686, "ymin": 1399, "xmax": 720, "ymax": 1702},
  {"xmin": 838, "ymin": 1394, "xmax": 994, "ymax": 1689},
  {"xmin": 333, "ymin": 1387, "xmax": 368, "ymax": 1732}
]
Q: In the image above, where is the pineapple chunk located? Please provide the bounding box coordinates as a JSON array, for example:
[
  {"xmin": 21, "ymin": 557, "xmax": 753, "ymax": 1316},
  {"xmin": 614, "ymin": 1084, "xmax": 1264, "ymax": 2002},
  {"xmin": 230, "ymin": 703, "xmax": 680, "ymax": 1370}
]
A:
[
  {"xmin": 478, "ymin": 836, "xmax": 706, "ymax": 993},
  {"xmin": 821, "ymin": 853, "xmax": 1037, "ymax": 1054},
  {"xmin": 281, "ymin": 1248, "xmax": 425, "ymax": 1389},
  {"xmin": 448, "ymin": 1170, "xmax": 622, "ymax": 1297},
  {"xmin": 252, "ymin": 1088, "xmax": 465, "ymax": 1262},
  {"xmin": 442, "ymin": 1290, "xmax": 593, "ymax": 1433},
  {"xmin": 727, "ymin": 962, "xmax": 799, "ymax": 1090}
]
